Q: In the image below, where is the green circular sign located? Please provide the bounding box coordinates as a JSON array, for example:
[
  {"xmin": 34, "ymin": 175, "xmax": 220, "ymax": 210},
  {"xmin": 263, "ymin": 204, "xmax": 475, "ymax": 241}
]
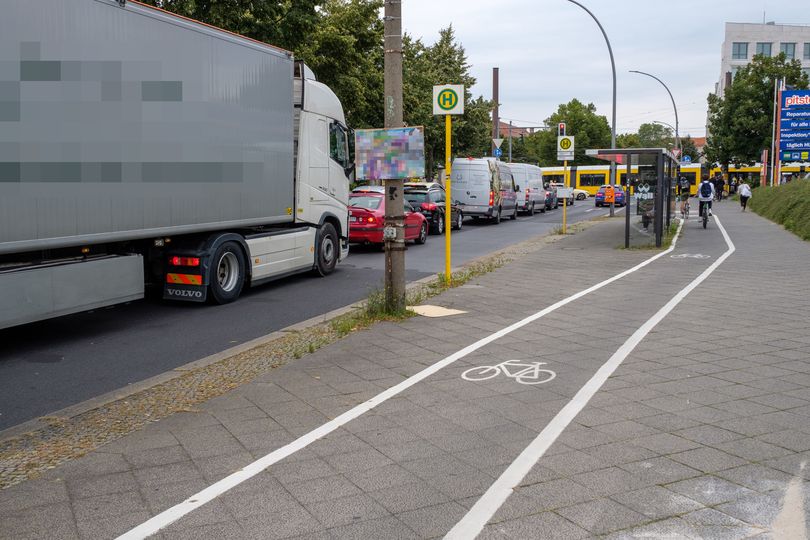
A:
[{"xmin": 437, "ymin": 89, "xmax": 459, "ymax": 111}]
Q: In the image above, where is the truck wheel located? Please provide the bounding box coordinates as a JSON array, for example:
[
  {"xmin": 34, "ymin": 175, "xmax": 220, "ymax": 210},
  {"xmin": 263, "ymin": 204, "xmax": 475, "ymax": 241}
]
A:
[
  {"xmin": 314, "ymin": 223, "xmax": 338, "ymax": 276},
  {"xmin": 454, "ymin": 211, "xmax": 463, "ymax": 230},
  {"xmin": 209, "ymin": 241, "xmax": 246, "ymax": 304},
  {"xmin": 493, "ymin": 207, "xmax": 501, "ymax": 224}
]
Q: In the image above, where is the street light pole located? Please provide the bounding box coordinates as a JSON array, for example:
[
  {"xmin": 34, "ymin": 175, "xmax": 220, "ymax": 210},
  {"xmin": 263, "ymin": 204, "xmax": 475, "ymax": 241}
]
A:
[
  {"xmin": 566, "ymin": 0, "xmax": 617, "ymax": 216},
  {"xmin": 630, "ymin": 70, "xmax": 680, "ymax": 156}
]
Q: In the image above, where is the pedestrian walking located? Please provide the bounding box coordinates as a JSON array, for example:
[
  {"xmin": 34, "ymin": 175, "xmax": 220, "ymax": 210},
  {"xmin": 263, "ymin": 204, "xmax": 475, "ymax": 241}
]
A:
[
  {"xmin": 714, "ymin": 176, "xmax": 725, "ymax": 201},
  {"xmin": 738, "ymin": 182, "xmax": 752, "ymax": 211}
]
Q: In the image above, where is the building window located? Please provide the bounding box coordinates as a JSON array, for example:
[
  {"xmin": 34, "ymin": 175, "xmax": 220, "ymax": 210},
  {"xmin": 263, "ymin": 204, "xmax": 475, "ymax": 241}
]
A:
[
  {"xmin": 732, "ymin": 42, "xmax": 748, "ymax": 60},
  {"xmin": 756, "ymin": 42, "xmax": 772, "ymax": 57},
  {"xmin": 804, "ymin": 43, "xmax": 810, "ymax": 60},
  {"xmin": 781, "ymin": 42, "xmax": 796, "ymax": 59}
]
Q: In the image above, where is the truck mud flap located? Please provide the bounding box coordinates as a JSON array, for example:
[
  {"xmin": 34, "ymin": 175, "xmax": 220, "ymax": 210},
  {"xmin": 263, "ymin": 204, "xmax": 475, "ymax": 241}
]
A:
[{"xmin": 163, "ymin": 283, "xmax": 207, "ymax": 302}]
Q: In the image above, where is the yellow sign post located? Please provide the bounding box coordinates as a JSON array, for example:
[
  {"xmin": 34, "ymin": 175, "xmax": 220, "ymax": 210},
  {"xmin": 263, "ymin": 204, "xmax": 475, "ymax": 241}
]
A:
[
  {"xmin": 562, "ymin": 160, "xmax": 568, "ymax": 234},
  {"xmin": 445, "ymin": 114, "xmax": 452, "ymax": 285},
  {"xmin": 433, "ymin": 84, "xmax": 464, "ymax": 286}
]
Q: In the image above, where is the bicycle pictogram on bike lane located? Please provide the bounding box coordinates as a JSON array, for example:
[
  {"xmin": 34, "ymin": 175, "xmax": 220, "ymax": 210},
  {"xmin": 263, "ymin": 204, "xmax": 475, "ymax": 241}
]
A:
[{"xmin": 461, "ymin": 359, "xmax": 556, "ymax": 386}]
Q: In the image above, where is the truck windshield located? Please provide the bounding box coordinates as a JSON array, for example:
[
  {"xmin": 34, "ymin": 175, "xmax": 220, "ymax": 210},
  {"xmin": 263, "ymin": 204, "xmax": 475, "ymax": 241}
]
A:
[{"xmin": 349, "ymin": 195, "xmax": 382, "ymax": 209}]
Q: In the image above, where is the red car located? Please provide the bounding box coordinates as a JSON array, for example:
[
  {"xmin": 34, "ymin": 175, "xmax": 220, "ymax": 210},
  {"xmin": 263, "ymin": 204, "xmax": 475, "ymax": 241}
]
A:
[{"xmin": 349, "ymin": 192, "xmax": 428, "ymax": 245}]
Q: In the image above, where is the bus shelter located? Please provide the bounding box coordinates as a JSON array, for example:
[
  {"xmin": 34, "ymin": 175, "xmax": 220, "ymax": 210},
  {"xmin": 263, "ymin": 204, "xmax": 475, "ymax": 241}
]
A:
[{"xmin": 585, "ymin": 148, "xmax": 679, "ymax": 248}]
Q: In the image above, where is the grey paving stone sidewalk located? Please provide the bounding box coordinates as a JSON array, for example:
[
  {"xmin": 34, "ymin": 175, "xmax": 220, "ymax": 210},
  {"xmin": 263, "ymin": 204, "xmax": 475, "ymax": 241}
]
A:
[{"xmin": 2, "ymin": 205, "xmax": 809, "ymax": 540}]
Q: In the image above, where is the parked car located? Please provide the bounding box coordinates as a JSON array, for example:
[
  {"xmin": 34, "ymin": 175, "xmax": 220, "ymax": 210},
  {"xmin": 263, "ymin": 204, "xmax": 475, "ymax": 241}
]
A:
[
  {"xmin": 348, "ymin": 192, "xmax": 428, "ymax": 245},
  {"xmin": 508, "ymin": 163, "xmax": 546, "ymax": 215},
  {"xmin": 543, "ymin": 184, "xmax": 558, "ymax": 211},
  {"xmin": 594, "ymin": 185, "xmax": 626, "ymax": 207},
  {"xmin": 452, "ymin": 158, "xmax": 518, "ymax": 224},
  {"xmin": 549, "ymin": 182, "xmax": 575, "ymax": 206},
  {"xmin": 403, "ymin": 182, "xmax": 463, "ymax": 234},
  {"xmin": 572, "ymin": 187, "xmax": 589, "ymax": 200}
]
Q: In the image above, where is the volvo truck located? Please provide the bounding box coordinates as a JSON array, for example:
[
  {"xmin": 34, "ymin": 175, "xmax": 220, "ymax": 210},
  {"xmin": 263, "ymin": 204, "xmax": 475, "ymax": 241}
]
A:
[{"xmin": 0, "ymin": 0, "xmax": 352, "ymax": 329}]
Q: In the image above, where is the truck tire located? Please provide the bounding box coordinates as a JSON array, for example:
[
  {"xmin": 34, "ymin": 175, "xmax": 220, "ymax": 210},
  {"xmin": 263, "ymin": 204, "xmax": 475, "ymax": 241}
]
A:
[
  {"xmin": 209, "ymin": 241, "xmax": 246, "ymax": 304},
  {"xmin": 314, "ymin": 223, "xmax": 338, "ymax": 277}
]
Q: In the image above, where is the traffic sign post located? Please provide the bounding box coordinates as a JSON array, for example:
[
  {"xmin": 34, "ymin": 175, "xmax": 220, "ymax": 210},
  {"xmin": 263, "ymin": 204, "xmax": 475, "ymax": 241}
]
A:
[
  {"xmin": 556, "ymin": 135, "xmax": 575, "ymax": 233},
  {"xmin": 434, "ymin": 85, "xmax": 464, "ymax": 285}
]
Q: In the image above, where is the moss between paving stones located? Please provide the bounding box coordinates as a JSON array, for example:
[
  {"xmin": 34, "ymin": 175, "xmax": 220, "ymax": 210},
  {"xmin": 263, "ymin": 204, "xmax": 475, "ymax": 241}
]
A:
[{"xmin": 0, "ymin": 218, "xmax": 602, "ymax": 489}]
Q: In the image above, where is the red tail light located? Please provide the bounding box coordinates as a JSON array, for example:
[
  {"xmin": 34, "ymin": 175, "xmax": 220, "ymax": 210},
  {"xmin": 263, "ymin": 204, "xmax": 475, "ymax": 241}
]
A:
[
  {"xmin": 489, "ymin": 190, "xmax": 494, "ymax": 206},
  {"xmin": 366, "ymin": 216, "xmax": 376, "ymax": 223},
  {"xmin": 170, "ymin": 256, "xmax": 200, "ymax": 267},
  {"xmin": 420, "ymin": 202, "xmax": 438, "ymax": 212}
]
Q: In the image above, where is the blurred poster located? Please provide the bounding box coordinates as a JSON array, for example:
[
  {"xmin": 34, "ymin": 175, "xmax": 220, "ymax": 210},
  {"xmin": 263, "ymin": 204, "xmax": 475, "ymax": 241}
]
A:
[{"xmin": 355, "ymin": 127, "xmax": 425, "ymax": 181}]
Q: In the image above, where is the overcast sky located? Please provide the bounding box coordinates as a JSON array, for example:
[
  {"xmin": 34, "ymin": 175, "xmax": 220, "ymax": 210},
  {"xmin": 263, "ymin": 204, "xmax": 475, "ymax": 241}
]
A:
[{"xmin": 401, "ymin": 0, "xmax": 810, "ymax": 138}]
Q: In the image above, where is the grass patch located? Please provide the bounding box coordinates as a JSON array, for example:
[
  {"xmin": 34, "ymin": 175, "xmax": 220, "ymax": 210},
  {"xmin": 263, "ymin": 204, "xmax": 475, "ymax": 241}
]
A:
[{"xmin": 749, "ymin": 179, "xmax": 810, "ymax": 241}]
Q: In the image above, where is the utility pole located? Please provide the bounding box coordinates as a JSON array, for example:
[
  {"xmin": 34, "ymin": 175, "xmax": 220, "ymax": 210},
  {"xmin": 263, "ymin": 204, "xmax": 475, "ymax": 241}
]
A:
[
  {"xmin": 383, "ymin": 0, "xmax": 404, "ymax": 312},
  {"xmin": 508, "ymin": 120, "xmax": 513, "ymax": 162},
  {"xmin": 492, "ymin": 67, "xmax": 499, "ymax": 156}
]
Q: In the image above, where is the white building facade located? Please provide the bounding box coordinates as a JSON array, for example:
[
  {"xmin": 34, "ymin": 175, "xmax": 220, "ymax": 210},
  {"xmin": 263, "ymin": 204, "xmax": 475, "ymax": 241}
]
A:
[{"xmin": 716, "ymin": 22, "xmax": 810, "ymax": 97}]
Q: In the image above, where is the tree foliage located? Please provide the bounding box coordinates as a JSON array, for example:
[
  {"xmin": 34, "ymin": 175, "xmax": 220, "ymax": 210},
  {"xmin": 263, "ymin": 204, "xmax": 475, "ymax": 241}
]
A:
[
  {"xmin": 526, "ymin": 99, "xmax": 611, "ymax": 166},
  {"xmin": 679, "ymin": 136, "xmax": 700, "ymax": 162},
  {"xmin": 403, "ymin": 27, "xmax": 491, "ymax": 176},
  {"xmin": 637, "ymin": 122, "xmax": 673, "ymax": 148},
  {"xmin": 705, "ymin": 53, "xmax": 809, "ymax": 166}
]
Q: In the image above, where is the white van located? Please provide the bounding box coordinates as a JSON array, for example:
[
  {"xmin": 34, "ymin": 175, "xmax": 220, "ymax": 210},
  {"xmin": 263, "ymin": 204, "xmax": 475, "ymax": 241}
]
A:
[
  {"xmin": 452, "ymin": 158, "xmax": 518, "ymax": 223},
  {"xmin": 509, "ymin": 163, "xmax": 546, "ymax": 215}
]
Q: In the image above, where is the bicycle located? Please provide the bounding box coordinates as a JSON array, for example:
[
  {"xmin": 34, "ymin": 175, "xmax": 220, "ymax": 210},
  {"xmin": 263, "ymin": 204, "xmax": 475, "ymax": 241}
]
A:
[
  {"xmin": 461, "ymin": 359, "xmax": 556, "ymax": 385},
  {"xmin": 700, "ymin": 202, "xmax": 709, "ymax": 229},
  {"xmin": 678, "ymin": 195, "xmax": 690, "ymax": 221}
]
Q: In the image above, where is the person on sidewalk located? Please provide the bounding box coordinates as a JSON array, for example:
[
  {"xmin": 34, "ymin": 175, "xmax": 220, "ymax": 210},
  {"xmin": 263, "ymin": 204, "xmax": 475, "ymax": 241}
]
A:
[
  {"xmin": 698, "ymin": 174, "xmax": 715, "ymax": 218},
  {"xmin": 714, "ymin": 175, "xmax": 725, "ymax": 201},
  {"xmin": 738, "ymin": 182, "xmax": 752, "ymax": 211}
]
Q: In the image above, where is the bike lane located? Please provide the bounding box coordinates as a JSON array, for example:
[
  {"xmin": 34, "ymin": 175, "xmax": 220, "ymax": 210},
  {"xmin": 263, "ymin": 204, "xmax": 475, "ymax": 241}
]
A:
[
  {"xmin": 108, "ymin": 215, "xmax": 737, "ymax": 539},
  {"xmin": 0, "ymin": 216, "xmax": 736, "ymax": 540}
]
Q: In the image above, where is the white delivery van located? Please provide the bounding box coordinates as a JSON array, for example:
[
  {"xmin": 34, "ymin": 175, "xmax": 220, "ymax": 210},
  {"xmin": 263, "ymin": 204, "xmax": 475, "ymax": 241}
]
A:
[
  {"xmin": 452, "ymin": 158, "xmax": 517, "ymax": 224},
  {"xmin": 509, "ymin": 163, "xmax": 546, "ymax": 215}
]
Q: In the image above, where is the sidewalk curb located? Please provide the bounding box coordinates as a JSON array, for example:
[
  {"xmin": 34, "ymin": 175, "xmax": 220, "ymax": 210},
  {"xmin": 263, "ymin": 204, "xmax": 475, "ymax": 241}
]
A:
[{"xmin": 0, "ymin": 216, "xmax": 597, "ymax": 444}]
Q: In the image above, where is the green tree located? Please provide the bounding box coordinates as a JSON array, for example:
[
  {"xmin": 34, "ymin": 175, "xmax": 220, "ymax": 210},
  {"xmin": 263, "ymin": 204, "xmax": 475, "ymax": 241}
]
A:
[
  {"xmin": 706, "ymin": 53, "xmax": 809, "ymax": 169},
  {"xmin": 402, "ymin": 27, "xmax": 491, "ymax": 176},
  {"xmin": 141, "ymin": 0, "xmax": 323, "ymax": 52},
  {"xmin": 638, "ymin": 122, "xmax": 674, "ymax": 148},
  {"xmin": 617, "ymin": 132, "xmax": 641, "ymax": 148},
  {"xmin": 296, "ymin": 0, "xmax": 385, "ymax": 129},
  {"xmin": 531, "ymin": 99, "xmax": 611, "ymax": 166},
  {"xmin": 679, "ymin": 136, "xmax": 700, "ymax": 162}
]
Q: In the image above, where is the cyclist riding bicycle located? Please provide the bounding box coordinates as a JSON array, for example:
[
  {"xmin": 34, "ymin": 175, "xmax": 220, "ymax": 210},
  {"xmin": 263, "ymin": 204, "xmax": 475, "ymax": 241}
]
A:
[
  {"xmin": 677, "ymin": 176, "xmax": 691, "ymax": 217},
  {"xmin": 698, "ymin": 174, "xmax": 715, "ymax": 220}
]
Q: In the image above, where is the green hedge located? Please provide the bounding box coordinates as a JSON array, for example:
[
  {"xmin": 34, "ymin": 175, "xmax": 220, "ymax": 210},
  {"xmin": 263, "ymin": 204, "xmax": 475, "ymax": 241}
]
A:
[{"xmin": 748, "ymin": 179, "xmax": 810, "ymax": 241}]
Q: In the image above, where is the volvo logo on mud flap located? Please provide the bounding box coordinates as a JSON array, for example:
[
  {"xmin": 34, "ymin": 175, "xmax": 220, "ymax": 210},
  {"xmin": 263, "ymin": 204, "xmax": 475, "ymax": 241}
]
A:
[
  {"xmin": 167, "ymin": 289, "xmax": 203, "ymax": 298},
  {"xmin": 164, "ymin": 285, "xmax": 207, "ymax": 302}
]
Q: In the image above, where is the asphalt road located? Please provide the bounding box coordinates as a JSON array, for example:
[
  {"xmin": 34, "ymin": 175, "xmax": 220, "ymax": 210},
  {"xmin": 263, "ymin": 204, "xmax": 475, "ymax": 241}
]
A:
[{"xmin": 0, "ymin": 202, "xmax": 602, "ymax": 431}]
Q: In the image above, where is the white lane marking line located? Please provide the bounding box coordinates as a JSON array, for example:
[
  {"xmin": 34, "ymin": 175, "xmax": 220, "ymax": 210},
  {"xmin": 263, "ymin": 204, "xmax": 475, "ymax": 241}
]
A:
[
  {"xmin": 444, "ymin": 216, "xmax": 733, "ymax": 540},
  {"xmin": 118, "ymin": 220, "xmax": 684, "ymax": 540},
  {"xmin": 771, "ymin": 461, "xmax": 807, "ymax": 539},
  {"xmin": 586, "ymin": 208, "xmax": 595, "ymax": 213}
]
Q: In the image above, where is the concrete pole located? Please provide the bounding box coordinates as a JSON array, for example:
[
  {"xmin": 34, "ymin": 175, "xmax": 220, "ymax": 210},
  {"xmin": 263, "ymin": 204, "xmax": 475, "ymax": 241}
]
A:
[
  {"xmin": 492, "ymin": 68, "xmax": 499, "ymax": 156},
  {"xmin": 383, "ymin": 0, "xmax": 405, "ymax": 312}
]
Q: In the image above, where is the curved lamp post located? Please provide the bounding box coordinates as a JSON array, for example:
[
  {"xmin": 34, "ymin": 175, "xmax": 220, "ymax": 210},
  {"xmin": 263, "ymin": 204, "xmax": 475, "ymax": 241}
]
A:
[
  {"xmin": 566, "ymin": 0, "xmax": 617, "ymax": 216},
  {"xmin": 629, "ymin": 70, "xmax": 680, "ymax": 156}
]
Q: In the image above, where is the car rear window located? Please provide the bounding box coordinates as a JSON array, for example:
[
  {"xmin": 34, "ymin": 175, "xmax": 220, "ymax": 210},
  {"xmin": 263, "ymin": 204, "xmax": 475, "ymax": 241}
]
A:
[
  {"xmin": 404, "ymin": 192, "xmax": 428, "ymax": 205},
  {"xmin": 349, "ymin": 195, "xmax": 382, "ymax": 209}
]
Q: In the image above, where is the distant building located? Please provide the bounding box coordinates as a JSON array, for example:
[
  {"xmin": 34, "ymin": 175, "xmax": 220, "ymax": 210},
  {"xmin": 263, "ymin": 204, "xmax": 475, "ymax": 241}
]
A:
[
  {"xmin": 716, "ymin": 22, "xmax": 810, "ymax": 98},
  {"xmin": 497, "ymin": 121, "xmax": 534, "ymax": 139}
]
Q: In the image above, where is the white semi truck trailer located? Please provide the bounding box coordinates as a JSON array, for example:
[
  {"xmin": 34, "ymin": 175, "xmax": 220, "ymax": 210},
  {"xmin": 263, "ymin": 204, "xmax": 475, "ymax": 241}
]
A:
[{"xmin": 0, "ymin": 0, "xmax": 352, "ymax": 329}]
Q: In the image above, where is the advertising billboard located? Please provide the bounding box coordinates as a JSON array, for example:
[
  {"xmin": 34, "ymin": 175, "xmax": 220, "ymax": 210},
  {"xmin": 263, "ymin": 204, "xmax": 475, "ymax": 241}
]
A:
[
  {"xmin": 779, "ymin": 90, "xmax": 810, "ymax": 161},
  {"xmin": 354, "ymin": 127, "xmax": 425, "ymax": 181}
]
